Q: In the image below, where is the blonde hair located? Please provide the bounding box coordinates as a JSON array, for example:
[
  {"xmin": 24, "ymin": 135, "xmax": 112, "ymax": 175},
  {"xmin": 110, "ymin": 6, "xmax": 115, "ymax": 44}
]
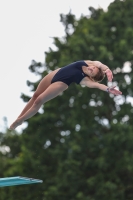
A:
[
  {"xmin": 87, "ymin": 60, "xmax": 105, "ymax": 82},
  {"xmin": 93, "ymin": 68, "xmax": 105, "ymax": 82}
]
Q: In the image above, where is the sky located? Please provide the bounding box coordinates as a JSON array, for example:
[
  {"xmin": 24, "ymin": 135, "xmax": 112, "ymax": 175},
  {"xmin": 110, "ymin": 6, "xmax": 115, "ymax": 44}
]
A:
[{"xmin": 0, "ymin": 0, "xmax": 114, "ymax": 133}]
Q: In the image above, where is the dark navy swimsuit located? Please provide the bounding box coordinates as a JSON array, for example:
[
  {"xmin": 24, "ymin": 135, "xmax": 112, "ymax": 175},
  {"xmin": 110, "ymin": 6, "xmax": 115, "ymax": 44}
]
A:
[{"xmin": 51, "ymin": 61, "xmax": 88, "ymax": 86}]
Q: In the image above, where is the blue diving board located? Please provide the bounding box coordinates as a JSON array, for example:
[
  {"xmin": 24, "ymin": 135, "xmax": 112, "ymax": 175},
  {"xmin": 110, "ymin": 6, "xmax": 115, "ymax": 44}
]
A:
[{"xmin": 0, "ymin": 176, "xmax": 43, "ymax": 187}]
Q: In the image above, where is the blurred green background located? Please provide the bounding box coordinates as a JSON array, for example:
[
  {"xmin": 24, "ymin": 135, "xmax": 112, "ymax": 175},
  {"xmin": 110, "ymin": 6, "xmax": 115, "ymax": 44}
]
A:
[{"xmin": 1, "ymin": 0, "xmax": 133, "ymax": 199}]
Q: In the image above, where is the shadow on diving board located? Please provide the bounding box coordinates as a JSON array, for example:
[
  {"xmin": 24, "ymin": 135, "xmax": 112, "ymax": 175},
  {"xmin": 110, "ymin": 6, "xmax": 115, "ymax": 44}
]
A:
[{"xmin": 0, "ymin": 176, "xmax": 43, "ymax": 187}]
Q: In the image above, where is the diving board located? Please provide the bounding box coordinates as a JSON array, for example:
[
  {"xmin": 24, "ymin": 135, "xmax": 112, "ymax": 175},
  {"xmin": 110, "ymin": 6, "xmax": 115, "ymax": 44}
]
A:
[{"xmin": 0, "ymin": 176, "xmax": 43, "ymax": 187}]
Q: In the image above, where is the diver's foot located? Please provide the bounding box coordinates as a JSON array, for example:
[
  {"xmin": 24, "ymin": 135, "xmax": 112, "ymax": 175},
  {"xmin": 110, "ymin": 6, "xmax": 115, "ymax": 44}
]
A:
[{"xmin": 9, "ymin": 119, "xmax": 22, "ymax": 130}]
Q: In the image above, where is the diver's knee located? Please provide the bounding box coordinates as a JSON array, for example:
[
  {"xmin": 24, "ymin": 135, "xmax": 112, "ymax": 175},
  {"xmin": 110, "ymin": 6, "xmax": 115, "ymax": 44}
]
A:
[
  {"xmin": 34, "ymin": 97, "xmax": 43, "ymax": 106},
  {"xmin": 33, "ymin": 92, "xmax": 39, "ymax": 100}
]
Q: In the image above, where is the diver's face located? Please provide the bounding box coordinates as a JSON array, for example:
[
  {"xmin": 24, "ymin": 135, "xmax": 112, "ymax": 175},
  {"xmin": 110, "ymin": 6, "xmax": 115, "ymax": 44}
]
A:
[{"xmin": 87, "ymin": 65, "xmax": 99, "ymax": 77}]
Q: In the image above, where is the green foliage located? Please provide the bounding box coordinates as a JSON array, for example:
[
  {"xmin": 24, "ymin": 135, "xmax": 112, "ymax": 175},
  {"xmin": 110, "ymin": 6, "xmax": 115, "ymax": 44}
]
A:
[{"xmin": 1, "ymin": 0, "xmax": 133, "ymax": 199}]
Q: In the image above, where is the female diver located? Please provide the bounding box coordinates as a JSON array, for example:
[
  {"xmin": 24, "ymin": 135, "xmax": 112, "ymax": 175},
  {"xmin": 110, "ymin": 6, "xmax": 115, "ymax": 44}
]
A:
[{"xmin": 9, "ymin": 60, "xmax": 122, "ymax": 130}]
